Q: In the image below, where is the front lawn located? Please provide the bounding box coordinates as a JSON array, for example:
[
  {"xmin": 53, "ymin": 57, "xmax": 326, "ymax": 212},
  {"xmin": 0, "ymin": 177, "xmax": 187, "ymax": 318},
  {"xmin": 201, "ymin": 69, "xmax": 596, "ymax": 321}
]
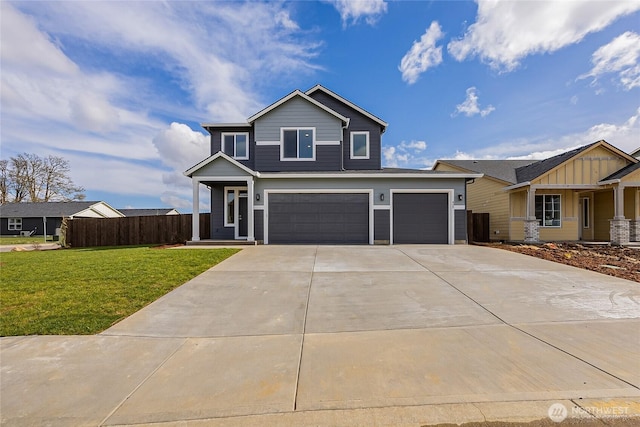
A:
[
  {"xmin": 0, "ymin": 246, "xmax": 239, "ymax": 336},
  {"xmin": 0, "ymin": 235, "xmax": 55, "ymax": 245}
]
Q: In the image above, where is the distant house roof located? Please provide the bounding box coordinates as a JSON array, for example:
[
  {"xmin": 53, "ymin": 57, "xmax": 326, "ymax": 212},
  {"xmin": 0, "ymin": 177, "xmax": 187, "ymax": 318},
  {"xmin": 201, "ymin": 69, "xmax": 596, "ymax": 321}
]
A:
[
  {"xmin": 600, "ymin": 161, "xmax": 640, "ymax": 182},
  {"xmin": 630, "ymin": 147, "xmax": 640, "ymax": 158},
  {"xmin": 435, "ymin": 160, "xmax": 537, "ymax": 184},
  {"xmin": 0, "ymin": 201, "xmax": 124, "ymax": 218},
  {"xmin": 119, "ymin": 208, "xmax": 179, "ymax": 216},
  {"xmin": 514, "ymin": 143, "xmax": 598, "ymax": 183}
]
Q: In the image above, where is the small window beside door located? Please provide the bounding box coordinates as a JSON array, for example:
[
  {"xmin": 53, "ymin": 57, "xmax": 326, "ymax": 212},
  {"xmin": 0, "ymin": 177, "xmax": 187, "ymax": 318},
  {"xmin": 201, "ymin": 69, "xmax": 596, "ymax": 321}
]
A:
[{"xmin": 582, "ymin": 198, "xmax": 590, "ymax": 229}]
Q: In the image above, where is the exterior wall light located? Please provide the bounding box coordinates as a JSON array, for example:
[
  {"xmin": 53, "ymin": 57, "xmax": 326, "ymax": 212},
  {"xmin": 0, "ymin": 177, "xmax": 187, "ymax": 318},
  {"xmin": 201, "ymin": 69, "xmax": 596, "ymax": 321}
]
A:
[
  {"xmin": 256, "ymin": 193, "xmax": 260, "ymax": 201},
  {"xmin": 458, "ymin": 194, "xmax": 463, "ymax": 201},
  {"xmin": 380, "ymin": 193, "xmax": 385, "ymax": 201}
]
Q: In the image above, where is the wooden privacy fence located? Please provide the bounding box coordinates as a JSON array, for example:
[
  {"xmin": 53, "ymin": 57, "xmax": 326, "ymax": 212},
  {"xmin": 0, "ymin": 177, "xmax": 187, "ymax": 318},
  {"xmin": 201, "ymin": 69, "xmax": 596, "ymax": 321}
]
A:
[{"xmin": 64, "ymin": 214, "xmax": 210, "ymax": 247}]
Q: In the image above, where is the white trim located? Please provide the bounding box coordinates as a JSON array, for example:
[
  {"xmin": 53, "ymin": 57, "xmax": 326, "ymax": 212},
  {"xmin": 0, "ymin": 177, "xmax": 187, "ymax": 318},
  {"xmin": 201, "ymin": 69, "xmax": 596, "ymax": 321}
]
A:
[
  {"xmin": 258, "ymin": 172, "xmax": 483, "ymax": 179},
  {"xmin": 254, "ymin": 205, "xmax": 265, "ymax": 210},
  {"xmin": 453, "ymin": 204, "xmax": 466, "ymax": 210},
  {"xmin": 350, "ymin": 131, "xmax": 370, "ymax": 160},
  {"xmin": 305, "ymin": 85, "xmax": 388, "ymax": 131},
  {"xmin": 535, "ymin": 193, "xmax": 562, "ymax": 228},
  {"xmin": 389, "ymin": 189, "xmax": 454, "ymax": 245},
  {"xmin": 263, "ymin": 189, "xmax": 374, "ymax": 245},
  {"xmin": 255, "ymin": 140, "xmax": 280, "ymax": 146},
  {"xmin": 373, "ymin": 205, "xmax": 391, "ymax": 210},
  {"xmin": 184, "ymin": 151, "xmax": 257, "ymax": 177},
  {"xmin": 221, "ymin": 132, "xmax": 249, "ymax": 161},
  {"xmin": 316, "ymin": 140, "xmax": 341, "ymax": 146},
  {"xmin": 280, "ymin": 127, "xmax": 316, "ymax": 161},
  {"xmin": 248, "ymin": 90, "xmax": 350, "ymax": 125},
  {"xmin": 8, "ymin": 218, "xmax": 22, "ymax": 231}
]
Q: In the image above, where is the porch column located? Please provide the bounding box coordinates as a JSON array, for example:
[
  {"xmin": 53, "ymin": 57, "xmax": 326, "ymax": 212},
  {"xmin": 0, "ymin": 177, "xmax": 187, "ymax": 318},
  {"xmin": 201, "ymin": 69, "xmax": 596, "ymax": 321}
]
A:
[
  {"xmin": 192, "ymin": 179, "xmax": 200, "ymax": 241},
  {"xmin": 610, "ymin": 185, "xmax": 629, "ymax": 245},
  {"xmin": 247, "ymin": 178, "xmax": 255, "ymax": 242},
  {"xmin": 631, "ymin": 189, "xmax": 640, "ymax": 242},
  {"xmin": 524, "ymin": 187, "xmax": 539, "ymax": 243}
]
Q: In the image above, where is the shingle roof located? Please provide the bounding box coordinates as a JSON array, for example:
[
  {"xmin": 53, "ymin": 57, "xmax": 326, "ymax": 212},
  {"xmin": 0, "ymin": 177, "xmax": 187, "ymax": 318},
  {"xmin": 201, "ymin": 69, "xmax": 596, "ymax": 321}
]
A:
[
  {"xmin": 436, "ymin": 160, "xmax": 538, "ymax": 184},
  {"xmin": 600, "ymin": 161, "xmax": 640, "ymax": 182},
  {"xmin": 119, "ymin": 208, "xmax": 179, "ymax": 216},
  {"xmin": 514, "ymin": 142, "xmax": 598, "ymax": 183},
  {"xmin": 0, "ymin": 201, "xmax": 104, "ymax": 218}
]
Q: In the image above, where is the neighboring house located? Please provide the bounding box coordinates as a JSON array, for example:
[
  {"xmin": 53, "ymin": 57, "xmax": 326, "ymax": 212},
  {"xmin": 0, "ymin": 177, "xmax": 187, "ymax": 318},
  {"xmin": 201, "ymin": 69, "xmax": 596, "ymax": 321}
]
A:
[
  {"xmin": 631, "ymin": 147, "xmax": 640, "ymax": 159},
  {"xmin": 0, "ymin": 201, "xmax": 124, "ymax": 236},
  {"xmin": 119, "ymin": 208, "xmax": 180, "ymax": 216},
  {"xmin": 184, "ymin": 85, "xmax": 481, "ymax": 244},
  {"xmin": 434, "ymin": 140, "xmax": 640, "ymax": 244}
]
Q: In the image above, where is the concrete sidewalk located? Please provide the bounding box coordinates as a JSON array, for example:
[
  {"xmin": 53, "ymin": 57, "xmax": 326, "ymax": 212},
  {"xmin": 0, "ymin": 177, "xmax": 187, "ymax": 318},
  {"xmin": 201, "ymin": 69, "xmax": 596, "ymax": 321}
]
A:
[{"xmin": 2, "ymin": 245, "xmax": 639, "ymax": 426}]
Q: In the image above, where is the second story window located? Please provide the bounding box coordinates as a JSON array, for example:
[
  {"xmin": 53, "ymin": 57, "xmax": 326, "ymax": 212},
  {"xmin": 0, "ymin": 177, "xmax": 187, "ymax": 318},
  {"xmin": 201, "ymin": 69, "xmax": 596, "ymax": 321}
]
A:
[
  {"xmin": 222, "ymin": 133, "xmax": 249, "ymax": 160},
  {"xmin": 350, "ymin": 131, "xmax": 370, "ymax": 159},
  {"xmin": 282, "ymin": 128, "xmax": 314, "ymax": 160}
]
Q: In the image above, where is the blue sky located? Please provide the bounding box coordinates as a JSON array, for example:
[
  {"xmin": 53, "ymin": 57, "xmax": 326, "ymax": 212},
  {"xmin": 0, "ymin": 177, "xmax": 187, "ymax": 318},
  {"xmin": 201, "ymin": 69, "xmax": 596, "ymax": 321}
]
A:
[{"xmin": 2, "ymin": 1, "xmax": 639, "ymax": 211}]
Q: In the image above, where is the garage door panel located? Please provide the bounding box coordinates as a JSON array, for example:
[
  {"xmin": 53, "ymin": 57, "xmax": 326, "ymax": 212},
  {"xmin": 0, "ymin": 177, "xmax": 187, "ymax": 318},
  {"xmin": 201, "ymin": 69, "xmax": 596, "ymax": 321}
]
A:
[
  {"xmin": 393, "ymin": 193, "xmax": 449, "ymax": 244},
  {"xmin": 268, "ymin": 193, "xmax": 369, "ymax": 244}
]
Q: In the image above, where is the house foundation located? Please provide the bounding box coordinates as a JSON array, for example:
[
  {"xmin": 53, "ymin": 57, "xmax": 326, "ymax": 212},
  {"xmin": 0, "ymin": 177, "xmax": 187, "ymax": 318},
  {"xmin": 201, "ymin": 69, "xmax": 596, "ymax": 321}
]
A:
[
  {"xmin": 524, "ymin": 219, "xmax": 539, "ymax": 243},
  {"xmin": 610, "ymin": 217, "xmax": 630, "ymax": 245}
]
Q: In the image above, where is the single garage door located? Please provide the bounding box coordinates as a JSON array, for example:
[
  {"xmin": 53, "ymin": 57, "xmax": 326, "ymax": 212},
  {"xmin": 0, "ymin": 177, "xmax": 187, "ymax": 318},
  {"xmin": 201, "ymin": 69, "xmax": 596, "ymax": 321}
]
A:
[
  {"xmin": 393, "ymin": 193, "xmax": 449, "ymax": 244},
  {"xmin": 268, "ymin": 193, "xmax": 369, "ymax": 244}
]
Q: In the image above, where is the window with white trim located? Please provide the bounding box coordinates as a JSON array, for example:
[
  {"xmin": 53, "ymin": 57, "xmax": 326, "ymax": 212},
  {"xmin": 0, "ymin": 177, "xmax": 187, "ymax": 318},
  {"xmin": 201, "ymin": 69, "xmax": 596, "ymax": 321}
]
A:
[
  {"xmin": 350, "ymin": 131, "xmax": 370, "ymax": 159},
  {"xmin": 582, "ymin": 198, "xmax": 590, "ymax": 229},
  {"xmin": 8, "ymin": 218, "xmax": 22, "ymax": 231},
  {"xmin": 222, "ymin": 133, "xmax": 249, "ymax": 160},
  {"xmin": 282, "ymin": 128, "xmax": 314, "ymax": 160},
  {"xmin": 535, "ymin": 194, "xmax": 561, "ymax": 227}
]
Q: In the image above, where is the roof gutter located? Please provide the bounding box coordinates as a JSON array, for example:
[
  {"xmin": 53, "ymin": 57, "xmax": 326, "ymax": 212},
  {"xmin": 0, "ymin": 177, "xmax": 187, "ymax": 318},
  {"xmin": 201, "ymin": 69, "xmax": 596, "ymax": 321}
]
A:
[{"xmin": 503, "ymin": 181, "xmax": 531, "ymax": 191}]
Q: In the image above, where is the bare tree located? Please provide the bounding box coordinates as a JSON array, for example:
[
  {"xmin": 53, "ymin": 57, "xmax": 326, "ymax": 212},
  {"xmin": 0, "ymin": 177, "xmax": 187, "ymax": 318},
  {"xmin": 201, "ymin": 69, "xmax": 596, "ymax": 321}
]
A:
[{"xmin": 1, "ymin": 153, "xmax": 85, "ymax": 203}]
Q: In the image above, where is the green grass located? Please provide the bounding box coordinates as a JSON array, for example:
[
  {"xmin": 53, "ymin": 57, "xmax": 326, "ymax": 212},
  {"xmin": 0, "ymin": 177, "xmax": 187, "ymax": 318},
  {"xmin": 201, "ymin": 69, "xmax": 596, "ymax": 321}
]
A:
[
  {"xmin": 0, "ymin": 235, "xmax": 55, "ymax": 245},
  {"xmin": 0, "ymin": 246, "xmax": 239, "ymax": 336}
]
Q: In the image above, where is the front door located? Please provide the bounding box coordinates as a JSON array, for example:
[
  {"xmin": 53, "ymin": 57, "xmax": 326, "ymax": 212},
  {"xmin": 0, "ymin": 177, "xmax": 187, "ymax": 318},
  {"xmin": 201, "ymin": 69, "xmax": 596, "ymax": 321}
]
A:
[{"xmin": 238, "ymin": 193, "xmax": 248, "ymax": 239}]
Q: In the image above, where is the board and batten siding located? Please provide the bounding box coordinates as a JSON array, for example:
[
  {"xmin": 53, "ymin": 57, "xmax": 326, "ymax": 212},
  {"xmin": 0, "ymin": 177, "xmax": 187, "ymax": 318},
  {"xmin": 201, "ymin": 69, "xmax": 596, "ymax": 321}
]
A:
[
  {"xmin": 253, "ymin": 97, "xmax": 343, "ymax": 143},
  {"xmin": 308, "ymin": 90, "xmax": 382, "ymax": 170},
  {"xmin": 531, "ymin": 145, "xmax": 631, "ymax": 186}
]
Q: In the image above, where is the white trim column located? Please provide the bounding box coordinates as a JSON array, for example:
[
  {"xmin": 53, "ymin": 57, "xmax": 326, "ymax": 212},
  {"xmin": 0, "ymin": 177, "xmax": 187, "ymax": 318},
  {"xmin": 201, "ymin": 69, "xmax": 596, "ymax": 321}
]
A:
[
  {"xmin": 192, "ymin": 178, "xmax": 200, "ymax": 241},
  {"xmin": 247, "ymin": 177, "xmax": 255, "ymax": 242}
]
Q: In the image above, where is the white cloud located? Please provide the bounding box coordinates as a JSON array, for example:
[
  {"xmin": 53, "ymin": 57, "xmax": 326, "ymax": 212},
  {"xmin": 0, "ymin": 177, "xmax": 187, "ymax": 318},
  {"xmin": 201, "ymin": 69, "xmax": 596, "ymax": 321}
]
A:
[
  {"xmin": 327, "ymin": 0, "xmax": 388, "ymax": 26},
  {"xmin": 1, "ymin": 2, "xmax": 320, "ymax": 209},
  {"xmin": 447, "ymin": 0, "xmax": 640, "ymax": 72},
  {"xmin": 399, "ymin": 21, "xmax": 444, "ymax": 84},
  {"xmin": 452, "ymin": 87, "xmax": 495, "ymax": 118},
  {"xmin": 382, "ymin": 140, "xmax": 429, "ymax": 168},
  {"xmin": 443, "ymin": 107, "xmax": 640, "ymax": 161},
  {"xmin": 579, "ymin": 31, "xmax": 640, "ymax": 91}
]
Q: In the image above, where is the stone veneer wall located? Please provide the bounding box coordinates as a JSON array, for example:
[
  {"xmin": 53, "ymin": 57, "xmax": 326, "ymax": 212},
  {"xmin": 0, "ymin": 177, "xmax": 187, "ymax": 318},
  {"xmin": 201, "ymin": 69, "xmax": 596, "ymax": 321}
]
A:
[
  {"xmin": 524, "ymin": 219, "xmax": 539, "ymax": 243},
  {"xmin": 610, "ymin": 217, "xmax": 630, "ymax": 245}
]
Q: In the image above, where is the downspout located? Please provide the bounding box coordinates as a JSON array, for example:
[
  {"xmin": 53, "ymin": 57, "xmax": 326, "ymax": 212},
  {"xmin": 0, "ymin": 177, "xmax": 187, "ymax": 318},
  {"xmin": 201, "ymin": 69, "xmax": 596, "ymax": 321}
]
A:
[{"xmin": 341, "ymin": 123, "xmax": 347, "ymax": 171}]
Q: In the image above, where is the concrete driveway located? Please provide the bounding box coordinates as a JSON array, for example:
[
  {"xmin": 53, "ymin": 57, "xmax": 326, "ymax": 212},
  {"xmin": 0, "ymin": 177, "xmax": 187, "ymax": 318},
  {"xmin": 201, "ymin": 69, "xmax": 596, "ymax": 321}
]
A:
[{"xmin": 2, "ymin": 245, "xmax": 639, "ymax": 426}]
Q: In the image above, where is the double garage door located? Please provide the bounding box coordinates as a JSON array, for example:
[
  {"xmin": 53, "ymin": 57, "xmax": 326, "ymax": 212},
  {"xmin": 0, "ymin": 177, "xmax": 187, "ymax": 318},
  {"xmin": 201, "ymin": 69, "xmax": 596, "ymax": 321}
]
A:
[{"xmin": 267, "ymin": 192, "xmax": 449, "ymax": 244}]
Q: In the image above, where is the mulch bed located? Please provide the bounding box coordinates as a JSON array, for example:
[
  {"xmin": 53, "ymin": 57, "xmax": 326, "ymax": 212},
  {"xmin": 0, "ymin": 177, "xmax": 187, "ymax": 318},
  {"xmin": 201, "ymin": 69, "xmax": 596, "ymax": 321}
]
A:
[{"xmin": 484, "ymin": 242, "xmax": 640, "ymax": 283}]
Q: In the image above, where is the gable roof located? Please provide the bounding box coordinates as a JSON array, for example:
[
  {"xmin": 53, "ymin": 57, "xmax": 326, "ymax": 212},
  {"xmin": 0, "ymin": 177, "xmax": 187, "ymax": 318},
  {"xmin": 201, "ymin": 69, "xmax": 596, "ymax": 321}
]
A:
[
  {"xmin": 305, "ymin": 84, "xmax": 388, "ymax": 132},
  {"xmin": 514, "ymin": 140, "xmax": 637, "ymax": 183},
  {"xmin": 183, "ymin": 151, "xmax": 257, "ymax": 177},
  {"xmin": 0, "ymin": 201, "xmax": 123, "ymax": 218},
  {"xmin": 599, "ymin": 161, "xmax": 640, "ymax": 183},
  {"xmin": 119, "ymin": 208, "xmax": 179, "ymax": 216},
  {"xmin": 434, "ymin": 159, "xmax": 537, "ymax": 184},
  {"xmin": 247, "ymin": 89, "xmax": 349, "ymax": 125}
]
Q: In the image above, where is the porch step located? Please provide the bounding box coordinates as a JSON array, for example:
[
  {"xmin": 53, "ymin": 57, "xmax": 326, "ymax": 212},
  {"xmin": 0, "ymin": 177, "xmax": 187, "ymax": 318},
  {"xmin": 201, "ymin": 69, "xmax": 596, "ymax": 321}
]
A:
[{"xmin": 186, "ymin": 239, "xmax": 258, "ymax": 246}]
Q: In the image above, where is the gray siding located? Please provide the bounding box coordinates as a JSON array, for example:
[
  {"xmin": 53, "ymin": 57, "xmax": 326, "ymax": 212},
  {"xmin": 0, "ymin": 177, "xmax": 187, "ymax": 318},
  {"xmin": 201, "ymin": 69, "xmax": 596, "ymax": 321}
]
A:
[
  {"xmin": 254, "ymin": 145, "xmax": 342, "ymax": 172},
  {"xmin": 209, "ymin": 185, "xmax": 235, "ymax": 239},
  {"xmin": 193, "ymin": 157, "xmax": 253, "ymax": 177},
  {"xmin": 255, "ymin": 210, "xmax": 264, "ymax": 241},
  {"xmin": 374, "ymin": 210, "xmax": 390, "ymax": 241},
  {"xmin": 308, "ymin": 91, "xmax": 382, "ymax": 170},
  {"xmin": 455, "ymin": 210, "xmax": 467, "ymax": 242},
  {"xmin": 208, "ymin": 126, "xmax": 255, "ymax": 170},
  {"xmin": 254, "ymin": 97, "xmax": 343, "ymax": 142}
]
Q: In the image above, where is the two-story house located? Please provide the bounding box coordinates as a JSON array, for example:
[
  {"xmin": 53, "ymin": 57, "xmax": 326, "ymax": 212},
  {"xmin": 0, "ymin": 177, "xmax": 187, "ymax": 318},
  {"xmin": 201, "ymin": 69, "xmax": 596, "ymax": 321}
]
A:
[{"xmin": 184, "ymin": 85, "xmax": 481, "ymax": 244}]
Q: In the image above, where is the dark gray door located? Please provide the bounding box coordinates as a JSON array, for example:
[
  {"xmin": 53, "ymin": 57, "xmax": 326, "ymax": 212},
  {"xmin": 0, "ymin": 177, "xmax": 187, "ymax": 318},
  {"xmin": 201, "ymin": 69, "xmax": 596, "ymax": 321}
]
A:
[
  {"xmin": 238, "ymin": 196, "xmax": 248, "ymax": 238},
  {"xmin": 393, "ymin": 193, "xmax": 448, "ymax": 244},
  {"xmin": 268, "ymin": 193, "xmax": 369, "ymax": 244}
]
